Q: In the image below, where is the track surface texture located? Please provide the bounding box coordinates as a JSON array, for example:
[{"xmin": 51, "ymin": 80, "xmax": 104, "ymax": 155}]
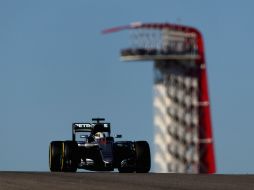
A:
[{"xmin": 0, "ymin": 172, "xmax": 253, "ymax": 190}]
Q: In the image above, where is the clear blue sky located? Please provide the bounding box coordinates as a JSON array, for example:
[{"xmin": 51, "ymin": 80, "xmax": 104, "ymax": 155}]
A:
[{"xmin": 0, "ymin": 0, "xmax": 254, "ymax": 174}]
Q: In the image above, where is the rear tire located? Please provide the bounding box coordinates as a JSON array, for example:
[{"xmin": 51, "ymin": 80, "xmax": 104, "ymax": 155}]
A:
[
  {"xmin": 135, "ymin": 141, "xmax": 151, "ymax": 173},
  {"xmin": 49, "ymin": 141, "xmax": 62, "ymax": 172},
  {"xmin": 61, "ymin": 141, "xmax": 79, "ymax": 172}
]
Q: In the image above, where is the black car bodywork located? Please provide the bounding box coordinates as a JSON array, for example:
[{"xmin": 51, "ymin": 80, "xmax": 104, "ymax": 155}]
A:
[{"xmin": 49, "ymin": 118, "xmax": 151, "ymax": 173}]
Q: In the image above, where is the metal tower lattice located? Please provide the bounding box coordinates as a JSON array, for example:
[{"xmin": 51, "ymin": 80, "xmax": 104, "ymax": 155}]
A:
[{"xmin": 103, "ymin": 22, "xmax": 216, "ymax": 173}]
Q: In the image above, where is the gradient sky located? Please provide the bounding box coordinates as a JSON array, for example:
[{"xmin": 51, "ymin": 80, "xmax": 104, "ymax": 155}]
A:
[{"xmin": 0, "ymin": 0, "xmax": 254, "ymax": 173}]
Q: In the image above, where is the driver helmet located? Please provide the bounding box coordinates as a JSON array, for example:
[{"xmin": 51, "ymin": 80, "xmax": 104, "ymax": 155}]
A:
[{"xmin": 94, "ymin": 132, "xmax": 105, "ymax": 139}]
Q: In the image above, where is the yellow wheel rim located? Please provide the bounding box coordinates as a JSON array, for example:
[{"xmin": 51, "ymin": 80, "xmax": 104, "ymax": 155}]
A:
[{"xmin": 61, "ymin": 142, "xmax": 65, "ymax": 171}]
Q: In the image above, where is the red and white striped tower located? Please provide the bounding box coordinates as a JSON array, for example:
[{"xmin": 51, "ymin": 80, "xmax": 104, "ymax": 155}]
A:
[{"xmin": 103, "ymin": 22, "xmax": 216, "ymax": 173}]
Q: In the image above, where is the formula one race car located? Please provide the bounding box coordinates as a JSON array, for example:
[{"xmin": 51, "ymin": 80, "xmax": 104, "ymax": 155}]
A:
[{"xmin": 49, "ymin": 118, "xmax": 151, "ymax": 173}]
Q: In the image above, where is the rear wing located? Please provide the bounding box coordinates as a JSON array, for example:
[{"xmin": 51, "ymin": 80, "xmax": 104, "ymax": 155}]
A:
[{"xmin": 72, "ymin": 122, "xmax": 111, "ymax": 141}]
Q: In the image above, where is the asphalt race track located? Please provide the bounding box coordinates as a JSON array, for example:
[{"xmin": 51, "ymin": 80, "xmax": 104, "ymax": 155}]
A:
[{"xmin": 0, "ymin": 172, "xmax": 253, "ymax": 190}]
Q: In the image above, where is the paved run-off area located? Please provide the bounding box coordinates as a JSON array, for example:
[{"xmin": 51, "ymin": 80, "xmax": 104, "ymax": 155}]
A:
[{"xmin": 0, "ymin": 172, "xmax": 253, "ymax": 190}]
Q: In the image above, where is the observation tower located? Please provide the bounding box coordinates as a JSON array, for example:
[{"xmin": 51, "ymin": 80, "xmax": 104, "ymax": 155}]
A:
[{"xmin": 103, "ymin": 22, "xmax": 216, "ymax": 173}]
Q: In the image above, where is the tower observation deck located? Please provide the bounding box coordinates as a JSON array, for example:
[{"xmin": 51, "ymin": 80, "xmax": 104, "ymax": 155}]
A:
[{"xmin": 103, "ymin": 22, "xmax": 216, "ymax": 173}]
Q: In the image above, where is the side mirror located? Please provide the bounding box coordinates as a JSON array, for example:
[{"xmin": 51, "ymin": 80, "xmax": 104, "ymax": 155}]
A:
[{"xmin": 114, "ymin": 134, "xmax": 122, "ymax": 138}]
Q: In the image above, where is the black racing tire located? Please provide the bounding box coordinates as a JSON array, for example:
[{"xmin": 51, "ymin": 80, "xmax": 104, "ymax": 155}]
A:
[
  {"xmin": 49, "ymin": 141, "xmax": 63, "ymax": 172},
  {"xmin": 135, "ymin": 141, "xmax": 151, "ymax": 173},
  {"xmin": 61, "ymin": 141, "xmax": 79, "ymax": 172}
]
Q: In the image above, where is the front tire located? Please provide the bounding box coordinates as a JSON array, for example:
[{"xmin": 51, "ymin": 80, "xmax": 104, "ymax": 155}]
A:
[
  {"xmin": 135, "ymin": 141, "xmax": 151, "ymax": 173},
  {"xmin": 49, "ymin": 141, "xmax": 62, "ymax": 172}
]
